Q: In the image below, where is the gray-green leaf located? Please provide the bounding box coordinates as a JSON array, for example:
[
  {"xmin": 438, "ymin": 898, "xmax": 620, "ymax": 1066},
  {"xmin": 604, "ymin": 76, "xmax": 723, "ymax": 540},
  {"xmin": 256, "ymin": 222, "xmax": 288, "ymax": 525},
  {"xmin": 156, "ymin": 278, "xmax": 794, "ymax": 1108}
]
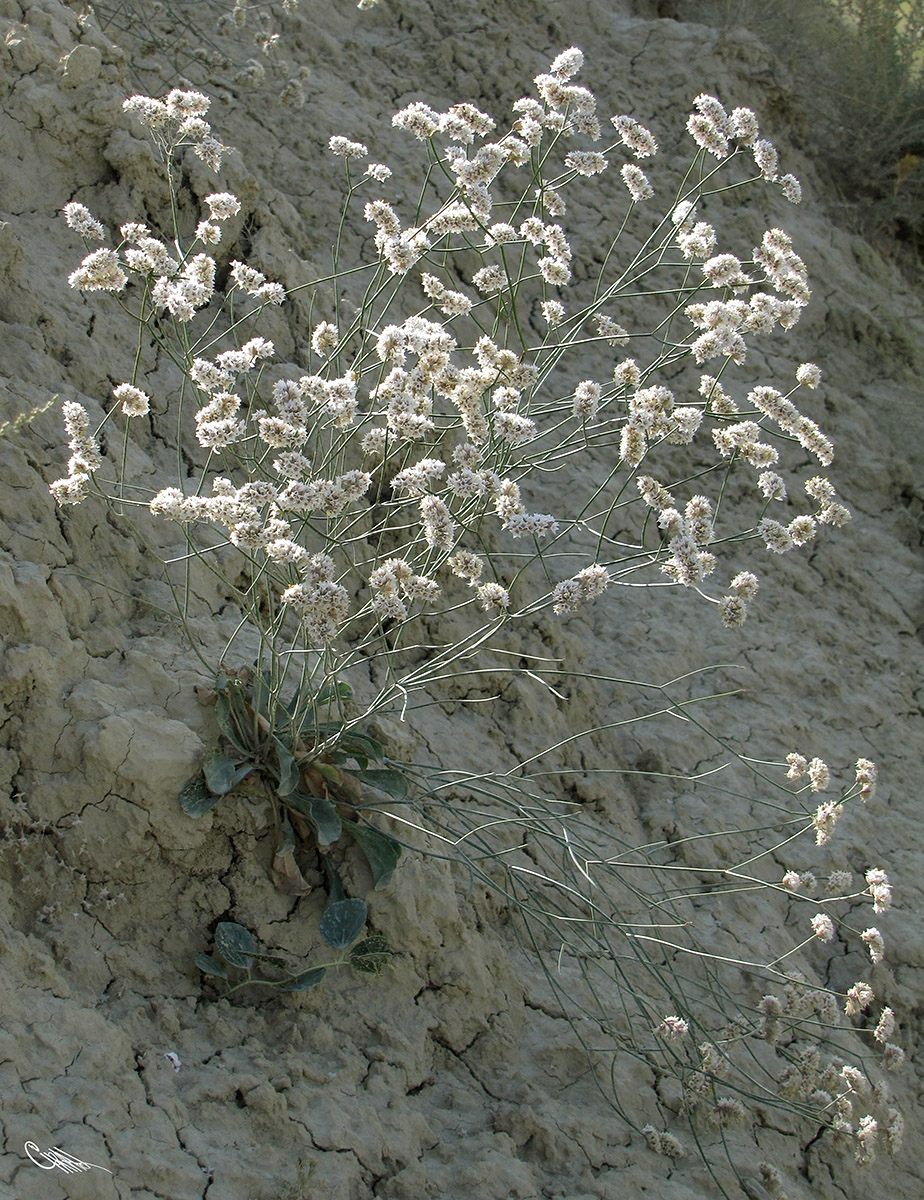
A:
[
  {"xmin": 285, "ymin": 791, "xmax": 342, "ymax": 847},
  {"xmin": 202, "ymin": 749, "xmax": 253, "ymax": 796},
  {"xmin": 180, "ymin": 774, "xmax": 222, "ymax": 817},
  {"xmin": 355, "ymin": 768, "xmax": 408, "ymax": 801},
  {"xmin": 342, "ymin": 818, "xmax": 402, "ymax": 887},
  {"xmin": 214, "ymin": 691, "xmax": 251, "ymax": 756},
  {"xmin": 274, "ymin": 737, "xmax": 300, "ymax": 797},
  {"xmin": 214, "ymin": 921, "xmax": 257, "ymax": 969},
  {"xmin": 320, "ymin": 898, "xmax": 367, "ymax": 949},
  {"xmin": 194, "ymin": 953, "xmax": 229, "ymax": 979},
  {"xmin": 338, "ymin": 732, "xmax": 385, "ymax": 765},
  {"xmin": 349, "ymin": 935, "xmax": 391, "ymax": 975},
  {"xmin": 312, "ymin": 680, "xmax": 353, "ymax": 708},
  {"xmin": 282, "ymin": 966, "xmax": 327, "ymax": 992}
]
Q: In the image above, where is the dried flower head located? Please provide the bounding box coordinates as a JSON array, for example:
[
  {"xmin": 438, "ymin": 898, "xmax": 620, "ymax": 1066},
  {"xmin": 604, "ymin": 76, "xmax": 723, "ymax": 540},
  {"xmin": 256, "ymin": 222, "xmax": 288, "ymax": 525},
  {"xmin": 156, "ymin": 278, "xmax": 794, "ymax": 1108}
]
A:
[
  {"xmin": 865, "ymin": 867, "xmax": 892, "ymax": 913},
  {"xmin": 658, "ymin": 1133, "xmax": 686, "ymax": 1159},
  {"xmin": 855, "ymin": 758, "xmax": 877, "ymax": 800},
  {"xmin": 882, "ymin": 1043, "xmax": 905, "ymax": 1070},
  {"xmin": 68, "ymin": 248, "xmax": 127, "ymax": 292},
  {"xmin": 328, "ymin": 135, "xmax": 368, "ymax": 158},
  {"xmin": 861, "ymin": 927, "xmax": 885, "ymax": 964},
  {"xmin": 856, "ymin": 1113, "xmax": 878, "ymax": 1166},
  {"xmin": 845, "ymin": 981, "xmax": 875, "ymax": 1017},
  {"xmin": 620, "ymin": 163, "xmax": 653, "ymax": 201},
  {"xmin": 476, "ymin": 582, "xmax": 510, "ymax": 612},
  {"xmin": 655, "ymin": 1015, "xmax": 689, "ymax": 1040},
  {"xmin": 113, "ymin": 383, "xmax": 150, "ymax": 417},
  {"xmin": 813, "ymin": 801, "xmax": 840, "ymax": 846},
  {"xmin": 709, "ymin": 1097, "xmax": 748, "ymax": 1128},
  {"xmin": 63, "ymin": 202, "xmax": 107, "ymax": 242}
]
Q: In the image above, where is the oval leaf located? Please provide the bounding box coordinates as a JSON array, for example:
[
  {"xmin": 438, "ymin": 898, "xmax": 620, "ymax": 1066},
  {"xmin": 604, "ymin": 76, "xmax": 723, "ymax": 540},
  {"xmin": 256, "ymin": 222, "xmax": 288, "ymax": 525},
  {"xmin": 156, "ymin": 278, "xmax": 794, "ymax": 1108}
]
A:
[
  {"xmin": 286, "ymin": 792, "xmax": 342, "ymax": 848},
  {"xmin": 203, "ymin": 749, "xmax": 253, "ymax": 796},
  {"xmin": 214, "ymin": 921, "xmax": 257, "ymax": 969},
  {"xmin": 338, "ymin": 733, "xmax": 385, "ymax": 765},
  {"xmin": 349, "ymin": 935, "xmax": 391, "ymax": 975},
  {"xmin": 282, "ymin": 966, "xmax": 327, "ymax": 992},
  {"xmin": 180, "ymin": 774, "xmax": 222, "ymax": 817},
  {"xmin": 357, "ymin": 769, "xmax": 408, "ymax": 801},
  {"xmin": 214, "ymin": 692, "xmax": 251, "ymax": 756},
  {"xmin": 194, "ymin": 953, "xmax": 229, "ymax": 979},
  {"xmin": 313, "ymin": 761, "xmax": 342, "ymax": 784},
  {"xmin": 273, "ymin": 737, "xmax": 300, "ymax": 797},
  {"xmin": 342, "ymin": 818, "xmax": 402, "ymax": 888},
  {"xmin": 319, "ymin": 898, "xmax": 367, "ymax": 949}
]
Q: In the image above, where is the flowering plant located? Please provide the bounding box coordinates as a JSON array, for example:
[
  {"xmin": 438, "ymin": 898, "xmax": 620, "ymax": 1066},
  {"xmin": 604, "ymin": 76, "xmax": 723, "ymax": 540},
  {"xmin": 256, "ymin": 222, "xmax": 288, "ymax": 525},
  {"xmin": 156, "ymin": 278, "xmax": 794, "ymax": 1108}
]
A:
[{"xmin": 49, "ymin": 48, "xmax": 900, "ymax": 1182}]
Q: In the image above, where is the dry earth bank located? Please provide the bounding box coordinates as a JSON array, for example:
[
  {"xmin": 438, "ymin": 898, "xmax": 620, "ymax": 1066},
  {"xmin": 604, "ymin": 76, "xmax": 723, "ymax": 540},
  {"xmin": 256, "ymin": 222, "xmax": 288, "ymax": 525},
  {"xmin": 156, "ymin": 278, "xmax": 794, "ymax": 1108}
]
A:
[{"xmin": 1, "ymin": 1, "xmax": 923, "ymax": 1197}]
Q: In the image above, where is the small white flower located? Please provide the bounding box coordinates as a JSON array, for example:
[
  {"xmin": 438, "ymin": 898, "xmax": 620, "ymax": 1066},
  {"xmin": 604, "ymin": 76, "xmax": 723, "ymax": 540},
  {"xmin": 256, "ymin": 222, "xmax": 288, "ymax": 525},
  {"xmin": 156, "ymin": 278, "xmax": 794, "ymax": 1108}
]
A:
[
  {"xmin": 311, "ymin": 321, "xmax": 339, "ymax": 356},
  {"xmin": 655, "ymin": 1015, "xmax": 689, "ymax": 1040},
  {"xmin": 113, "ymin": 383, "xmax": 150, "ymax": 417},
  {"xmin": 206, "ymin": 192, "xmax": 241, "ymax": 220},
  {"xmin": 476, "ymin": 582, "xmax": 510, "ymax": 612},
  {"xmin": 620, "ymin": 163, "xmax": 653, "ymax": 201},
  {"xmin": 328, "ymin": 135, "xmax": 368, "ymax": 158}
]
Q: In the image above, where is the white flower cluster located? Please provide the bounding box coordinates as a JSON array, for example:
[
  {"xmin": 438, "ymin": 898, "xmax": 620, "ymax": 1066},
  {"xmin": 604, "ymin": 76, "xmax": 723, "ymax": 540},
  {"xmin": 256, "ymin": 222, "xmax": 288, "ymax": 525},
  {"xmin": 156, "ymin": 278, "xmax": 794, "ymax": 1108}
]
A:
[
  {"xmin": 611, "ymin": 114, "xmax": 658, "ymax": 158},
  {"xmin": 865, "ymin": 867, "xmax": 892, "ymax": 914},
  {"xmin": 51, "ymin": 53, "xmax": 860, "ymax": 688},
  {"xmin": 654, "ymin": 1015, "xmax": 689, "ymax": 1040},
  {"xmin": 856, "ymin": 757, "xmax": 878, "ymax": 799},
  {"xmin": 387, "ymin": 52, "xmax": 621, "ymax": 294},
  {"xmin": 420, "ymin": 272, "xmax": 472, "ymax": 318},
  {"xmin": 682, "ymin": 94, "xmax": 801, "ymax": 214},
  {"xmin": 619, "ymin": 384, "xmax": 702, "ymax": 468},
  {"xmin": 369, "ymin": 557, "xmax": 440, "ymax": 621},
  {"xmin": 229, "ymin": 260, "xmax": 286, "ymax": 307},
  {"xmin": 805, "ymin": 476, "xmax": 851, "ymax": 527},
  {"xmin": 364, "ymin": 197, "xmax": 431, "ymax": 276},
  {"xmin": 747, "ymin": 385, "xmax": 833, "ymax": 466},
  {"xmin": 63, "ymin": 202, "xmax": 107, "ymax": 243},
  {"xmin": 67, "ymin": 247, "xmax": 126, "ymax": 293},
  {"xmin": 620, "ymin": 163, "xmax": 653, "ymax": 201},
  {"xmin": 717, "ymin": 571, "xmax": 759, "ymax": 627},
  {"xmin": 281, "ymin": 566, "xmax": 350, "ymax": 643},
  {"xmin": 686, "ymin": 93, "xmax": 735, "ymax": 158},
  {"xmin": 123, "ymin": 89, "xmax": 228, "ymax": 170},
  {"xmin": 658, "ymin": 495, "xmax": 717, "ymax": 587},
  {"xmin": 48, "ymin": 400, "xmax": 101, "ymax": 505},
  {"xmin": 65, "ymin": 178, "xmax": 276, "ymax": 330},
  {"xmin": 113, "ymin": 383, "xmax": 150, "ymax": 417},
  {"xmin": 641, "ymin": 1126, "xmax": 686, "ymax": 1159}
]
